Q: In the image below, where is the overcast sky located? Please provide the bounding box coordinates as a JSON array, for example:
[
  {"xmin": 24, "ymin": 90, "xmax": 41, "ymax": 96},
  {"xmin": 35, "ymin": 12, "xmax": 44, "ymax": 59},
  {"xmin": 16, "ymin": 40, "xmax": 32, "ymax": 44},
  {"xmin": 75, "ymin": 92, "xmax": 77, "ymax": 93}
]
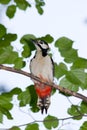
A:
[{"xmin": 0, "ymin": 0, "xmax": 87, "ymax": 130}]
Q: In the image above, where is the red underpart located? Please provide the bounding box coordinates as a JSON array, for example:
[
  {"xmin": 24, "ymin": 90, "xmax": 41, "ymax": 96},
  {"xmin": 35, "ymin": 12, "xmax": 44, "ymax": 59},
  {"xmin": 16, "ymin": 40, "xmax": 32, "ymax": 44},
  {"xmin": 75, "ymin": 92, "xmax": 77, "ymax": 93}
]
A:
[{"xmin": 35, "ymin": 85, "xmax": 52, "ymax": 98}]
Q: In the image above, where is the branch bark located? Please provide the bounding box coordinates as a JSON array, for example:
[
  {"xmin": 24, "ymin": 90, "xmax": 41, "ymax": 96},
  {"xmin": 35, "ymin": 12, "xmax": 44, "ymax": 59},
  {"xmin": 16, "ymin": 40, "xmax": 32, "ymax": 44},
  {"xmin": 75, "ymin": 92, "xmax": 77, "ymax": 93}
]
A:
[{"xmin": 0, "ymin": 64, "xmax": 87, "ymax": 102}]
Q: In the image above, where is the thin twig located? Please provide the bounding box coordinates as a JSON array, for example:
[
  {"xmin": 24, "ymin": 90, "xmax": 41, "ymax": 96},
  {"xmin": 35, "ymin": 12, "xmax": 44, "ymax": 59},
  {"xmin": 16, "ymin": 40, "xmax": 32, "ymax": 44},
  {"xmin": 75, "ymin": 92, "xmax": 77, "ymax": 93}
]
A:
[
  {"xmin": 0, "ymin": 64, "xmax": 87, "ymax": 102},
  {"xmin": 1, "ymin": 114, "xmax": 87, "ymax": 129}
]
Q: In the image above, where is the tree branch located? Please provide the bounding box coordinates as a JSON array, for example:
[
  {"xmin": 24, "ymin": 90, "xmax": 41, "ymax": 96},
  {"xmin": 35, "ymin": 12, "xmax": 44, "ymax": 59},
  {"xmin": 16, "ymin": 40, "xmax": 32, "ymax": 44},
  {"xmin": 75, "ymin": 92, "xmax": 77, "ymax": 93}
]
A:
[{"xmin": 0, "ymin": 64, "xmax": 87, "ymax": 102}]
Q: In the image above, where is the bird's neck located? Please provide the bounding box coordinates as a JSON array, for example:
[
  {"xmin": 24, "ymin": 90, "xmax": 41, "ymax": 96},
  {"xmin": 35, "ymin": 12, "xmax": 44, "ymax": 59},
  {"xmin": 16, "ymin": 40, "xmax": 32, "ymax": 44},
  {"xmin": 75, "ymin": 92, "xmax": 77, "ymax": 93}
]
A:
[
  {"xmin": 34, "ymin": 51, "xmax": 42, "ymax": 60},
  {"xmin": 36, "ymin": 49, "xmax": 47, "ymax": 57}
]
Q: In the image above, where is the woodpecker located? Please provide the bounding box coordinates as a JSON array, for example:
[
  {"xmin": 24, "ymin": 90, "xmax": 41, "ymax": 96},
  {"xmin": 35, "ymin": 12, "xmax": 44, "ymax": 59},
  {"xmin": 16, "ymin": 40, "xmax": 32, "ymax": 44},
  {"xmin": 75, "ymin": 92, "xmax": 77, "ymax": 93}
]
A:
[{"xmin": 30, "ymin": 39, "xmax": 54, "ymax": 114}]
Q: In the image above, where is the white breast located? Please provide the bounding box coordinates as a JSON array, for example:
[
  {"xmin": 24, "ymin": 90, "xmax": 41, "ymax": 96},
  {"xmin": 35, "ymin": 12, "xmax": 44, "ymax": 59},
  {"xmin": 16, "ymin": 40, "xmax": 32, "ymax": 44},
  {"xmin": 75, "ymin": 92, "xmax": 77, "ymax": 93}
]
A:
[{"xmin": 30, "ymin": 51, "xmax": 53, "ymax": 82}]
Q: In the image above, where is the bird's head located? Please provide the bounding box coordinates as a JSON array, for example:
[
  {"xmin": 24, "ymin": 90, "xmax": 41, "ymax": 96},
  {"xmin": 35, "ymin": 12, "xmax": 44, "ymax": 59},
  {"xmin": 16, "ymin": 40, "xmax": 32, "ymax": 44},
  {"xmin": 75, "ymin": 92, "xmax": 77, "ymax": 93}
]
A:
[{"xmin": 31, "ymin": 39, "xmax": 49, "ymax": 56}]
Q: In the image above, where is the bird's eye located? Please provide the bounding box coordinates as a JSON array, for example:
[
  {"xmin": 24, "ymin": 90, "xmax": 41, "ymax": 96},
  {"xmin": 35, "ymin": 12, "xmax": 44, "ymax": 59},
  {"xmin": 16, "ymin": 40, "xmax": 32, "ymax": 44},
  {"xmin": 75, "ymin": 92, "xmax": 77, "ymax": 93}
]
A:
[{"xmin": 40, "ymin": 41, "xmax": 43, "ymax": 44}]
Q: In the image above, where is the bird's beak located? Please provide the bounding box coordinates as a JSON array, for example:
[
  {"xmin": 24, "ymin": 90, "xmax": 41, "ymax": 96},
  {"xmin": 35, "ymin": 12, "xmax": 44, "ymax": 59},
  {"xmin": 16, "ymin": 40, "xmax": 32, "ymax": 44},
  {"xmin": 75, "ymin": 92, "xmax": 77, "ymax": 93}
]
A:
[
  {"xmin": 30, "ymin": 39, "xmax": 37, "ymax": 44},
  {"xmin": 30, "ymin": 39, "xmax": 39, "ymax": 49}
]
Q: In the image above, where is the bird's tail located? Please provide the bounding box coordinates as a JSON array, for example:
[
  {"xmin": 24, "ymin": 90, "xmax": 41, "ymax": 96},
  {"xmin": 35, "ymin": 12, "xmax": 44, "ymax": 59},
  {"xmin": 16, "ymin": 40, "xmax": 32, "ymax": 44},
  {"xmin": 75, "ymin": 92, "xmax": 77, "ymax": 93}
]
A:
[{"xmin": 37, "ymin": 95, "xmax": 51, "ymax": 114}]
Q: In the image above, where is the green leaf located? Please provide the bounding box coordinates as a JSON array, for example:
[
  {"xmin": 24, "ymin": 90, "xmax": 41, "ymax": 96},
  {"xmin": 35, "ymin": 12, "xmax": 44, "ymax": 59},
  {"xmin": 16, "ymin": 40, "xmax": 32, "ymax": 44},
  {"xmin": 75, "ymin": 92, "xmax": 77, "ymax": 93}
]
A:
[
  {"xmin": 0, "ymin": 39, "xmax": 10, "ymax": 47},
  {"xmin": 35, "ymin": 0, "xmax": 45, "ymax": 6},
  {"xmin": 80, "ymin": 121, "xmax": 87, "ymax": 130},
  {"xmin": 0, "ymin": 106, "xmax": 13, "ymax": 120},
  {"xmin": 0, "ymin": 95, "xmax": 13, "ymax": 120},
  {"xmin": 55, "ymin": 37, "xmax": 73, "ymax": 51},
  {"xmin": 0, "ymin": 95, "xmax": 13, "ymax": 110},
  {"xmin": 22, "ymin": 43, "xmax": 31, "ymax": 58},
  {"xmin": 14, "ymin": 57, "xmax": 25, "ymax": 69},
  {"xmin": 0, "ymin": 33, "xmax": 17, "ymax": 48},
  {"xmin": 10, "ymin": 126, "xmax": 20, "ymax": 130},
  {"xmin": 40, "ymin": 34, "xmax": 54, "ymax": 43},
  {"xmin": 27, "ymin": 2, "xmax": 31, "ymax": 7},
  {"xmin": 25, "ymin": 123, "xmax": 39, "ymax": 130},
  {"xmin": 14, "ymin": 0, "xmax": 29, "ymax": 10},
  {"xmin": 0, "ymin": 24, "xmax": 6, "ymax": 38},
  {"xmin": 20, "ymin": 34, "xmax": 36, "ymax": 45},
  {"xmin": 0, "ymin": 0, "xmax": 10, "ymax": 4},
  {"xmin": 68, "ymin": 105, "xmax": 82, "ymax": 120},
  {"xmin": 80, "ymin": 101, "xmax": 87, "ymax": 114},
  {"xmin": 6, "ymin": 5, "xmax": 16, "ymax": 18},
  {"xmin": 0, "ymin": 112, "xmax": 3, "ymax": 123},
  {"xmin": 18, "ymin": 87, "xmax": 31, "ymax": 107},
  {"xmin": 28, "ymin": 85, "xmax": 39, "ymax": 113},
  {"xmin": 35, "ymin": 0, "xmax": 45, "ymax": 15},
  {"xmin": 54, "ymin": 62, "xmax": 68, "ymax": 79},
  {"xmin": 9, "ymin": 88, "xmax": 22, "ymax": 96},
  {"xmin": 84, "ymin": 73, "xmax": 87, "ymax": 89},
  {"xmin": 0, "ymin": 46, "xmax": 18, "ymax": 64},
  {"xmin": 43, "ymin": 115, "xmax": 59, "ymax": 129},
  {"xmin": 1, "ymin": 92, "xmax": 12, "ymax": 102},
  {"xmin": 20, "ymin": 34, "xmax": 36, "ymax": 57},
  {"xmin": 36, "ymin": 5, "xmax": 43, "ymax": 14},
  {"xmin": 59, "ymin": 77, "xmax": 79, "ymax": 92},
  {"xmin": 72, "ymin": 57, "xmax": 87, "ymax": 69},
  {"xmin": 2, "ymin": 88, "xmax": 22, "ymax": 103},
  {"xmin": 66, "ymin": 69, "xmax": 86, "ymax": 88},
  {"xmin": 0, "ymin": 45, "xmax": 24, "ymax": 68},
  {"xmin": 4, "ymin": 33, "xmax": 17, "ymax": 42},
  {"xmin": 55, "ymin": 37, "xmax": 78, "ymax": 63}
]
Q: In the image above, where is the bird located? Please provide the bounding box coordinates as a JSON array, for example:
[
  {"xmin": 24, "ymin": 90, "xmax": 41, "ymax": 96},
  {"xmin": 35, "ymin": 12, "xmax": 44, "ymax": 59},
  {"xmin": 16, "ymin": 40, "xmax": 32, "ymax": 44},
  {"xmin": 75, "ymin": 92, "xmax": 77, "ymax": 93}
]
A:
[{"xmin": 30, "ymin": 39, "xmax": 54, "ymax": 114}]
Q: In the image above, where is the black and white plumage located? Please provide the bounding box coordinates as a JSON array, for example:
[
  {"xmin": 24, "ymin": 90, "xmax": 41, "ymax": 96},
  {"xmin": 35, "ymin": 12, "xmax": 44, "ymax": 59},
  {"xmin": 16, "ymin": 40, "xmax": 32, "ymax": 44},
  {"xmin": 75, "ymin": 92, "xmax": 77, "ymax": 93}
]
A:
[{"xmin": 30, "ymin": 39, "xmax": 54, "ymax": 114}]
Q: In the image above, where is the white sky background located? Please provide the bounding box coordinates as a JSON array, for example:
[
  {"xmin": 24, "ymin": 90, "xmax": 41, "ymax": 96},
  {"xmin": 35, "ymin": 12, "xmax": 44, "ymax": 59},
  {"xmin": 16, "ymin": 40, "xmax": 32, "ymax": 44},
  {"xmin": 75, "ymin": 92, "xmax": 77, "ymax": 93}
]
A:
[{"xmin": 0, "ymin": 0, "xmax": 87, "ymax": 130}]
